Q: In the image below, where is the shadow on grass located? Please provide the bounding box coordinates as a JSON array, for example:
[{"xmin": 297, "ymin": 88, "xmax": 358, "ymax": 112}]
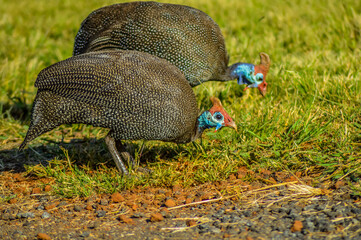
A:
[
  {"xmin": 0, "ymin": 138, "xmax": 181, "ymax": 173},
  {"xmin": 1, "ymin": 96, "xmax": 33, "ymax": 122}
]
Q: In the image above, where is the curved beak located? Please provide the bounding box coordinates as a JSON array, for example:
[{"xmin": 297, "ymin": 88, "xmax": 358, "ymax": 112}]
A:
[
  {"xmin": 225, "ymin": 120, "xmax": 238, "ymax": 132},
  {"xmin": 255, "ymin": 52, "xmax": 271, "ymax": 97},
  {"xmin": 257, "ymin": 81, "xmax": 268, "ymax": 97}
]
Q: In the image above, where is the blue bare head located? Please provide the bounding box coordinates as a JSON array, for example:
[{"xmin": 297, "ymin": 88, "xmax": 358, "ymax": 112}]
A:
[
  {"xmin": 231, "ymin": 63, "xmax": 264, "ymax": 88},
  {"xmin": 197, "ymin": 97, "xmax": 237, "ymax": 132},
  {"xmin": 229, "ymin": 53, "xmax": 271, "ymax": 96}
]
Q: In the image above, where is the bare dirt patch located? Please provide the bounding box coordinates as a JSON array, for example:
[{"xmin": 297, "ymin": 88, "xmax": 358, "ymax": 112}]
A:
[{"xmin": 1, "ymin": 168, "xmax": 360, "ymax": 239}]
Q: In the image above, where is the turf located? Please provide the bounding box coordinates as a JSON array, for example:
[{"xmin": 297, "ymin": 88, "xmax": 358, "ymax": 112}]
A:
[{"xmin": 0, "ymin": 0, "xmax": 360, "ymax": 197}]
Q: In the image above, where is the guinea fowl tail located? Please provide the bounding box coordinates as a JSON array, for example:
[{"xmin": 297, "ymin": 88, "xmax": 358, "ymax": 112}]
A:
[{"xmin": 19, "ymin": 92, "xmax": 60, "ymax": 151}]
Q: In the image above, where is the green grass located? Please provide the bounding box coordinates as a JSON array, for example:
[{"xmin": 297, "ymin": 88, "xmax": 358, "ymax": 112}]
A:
[{"xmin": 1, "ymin": 0, "xmax": 361, "ymax": 197}]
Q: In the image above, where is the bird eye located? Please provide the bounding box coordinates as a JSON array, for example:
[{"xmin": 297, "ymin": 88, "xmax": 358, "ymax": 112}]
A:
[
  {"xmin": 214, "ymin": 113, "xmax": 224, "ymax": 121},
  {"xmin": 256, "ymin": 73, "xmax": 264, "ymax": 83}
]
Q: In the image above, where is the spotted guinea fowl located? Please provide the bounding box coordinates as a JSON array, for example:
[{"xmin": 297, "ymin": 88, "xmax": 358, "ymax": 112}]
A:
[
  {"xmin": 73, "ymin": 1, "xmax": 270, "ymax": 96},
  {"xmin": 19, "ymin": 50, "xmax": 237, "ymax": 175}
]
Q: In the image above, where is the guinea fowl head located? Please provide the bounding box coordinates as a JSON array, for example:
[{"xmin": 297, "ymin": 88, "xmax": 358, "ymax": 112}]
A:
[
  {"xmin": 197, "ymin": 97, "xmax": 237, "ymax": 133},
  {"xmin": 230, "ymin": 52, "xmax": 270, "ymax": 97}
]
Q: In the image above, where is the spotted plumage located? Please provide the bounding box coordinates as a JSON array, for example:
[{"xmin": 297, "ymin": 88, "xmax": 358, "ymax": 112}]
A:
[
  {"xmin": 73, "ymin": 1, "xmax": 270, "ymax": 96},
  {"xmin": 19, "ymin": 50, "xmax": 237, "ymax": 175}
]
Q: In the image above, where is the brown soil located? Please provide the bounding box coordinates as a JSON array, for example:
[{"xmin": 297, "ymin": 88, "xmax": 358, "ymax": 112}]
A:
[{"xmin": 1, "ymin": 168, "xmax": 360, "ymax": 240}]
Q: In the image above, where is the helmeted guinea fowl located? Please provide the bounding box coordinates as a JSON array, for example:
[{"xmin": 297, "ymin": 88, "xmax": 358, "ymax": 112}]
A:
[
  {"xmin": 73, "ymin": 1, "xmax": 271, "ymax": 96},
  {"xmin": 19, "ymin": 50, "xmax": 237, "ymax": 175}
]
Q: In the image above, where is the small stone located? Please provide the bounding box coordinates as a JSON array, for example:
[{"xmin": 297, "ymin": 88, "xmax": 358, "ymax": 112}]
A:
[
  {"xmin": 160, "ymin": 207, "xmax": 169, "ymax": 215},
  {"xmin": 88, "ymin": 221, "xmax": 100, "ymax": 229},
  {"xmin": 2, "ymin": 213, "xmax": 11, "ymax": 220},
  {"xmin": 74, "ymin": 205, "xmax": 83, "ymax": 212},
  {"xmin": 246, "ymin": 236, "xmax": 254, "ymax": 240},
  {"xmin": 243, "ymin": 210, "xmax": 251, "ymax": 217},
  {"xmin": 13, "ymin": 230, "xmax": 23, "ymax": 235},
  {"xmin": 228, "ymin": 174, "xmax": 237, "ymax": 180},
  {"xmin": 335, "ymin": 180, "xmax": 345, "ymax": 189},
  {"xmin": 41, "ymin": 212, "xmax": 51, "ymax": 219},
  {"xmin": 132, "ymin": 212, "xmax": 145, "ymax": 218},
  {"xmin": 118, "ymin": 215, "xmax": 134, "ymax": 224},
  {"xmin": 186, "ymin": 220, "xmax": 197, "ymax": 227},
  {"xmin": 237, "ymin": 167, "xmax": 248, "ymax": 179},
  {"xmin": 165, "ymin": 199, "xmax": 176, "ymax": 208},
  {"xmin": 291, "ymin": 220, "xmax": 303, "ymax": 232},
  {"xmin": 80, "ymin": 232, "xmax": 90, "ymax": 237},
  {"xmin": 351, "ymin": 208, "xmax": 361, "ymax": 214},
  {"xmin": 57, "ymin": 201, "xmax": 67, "ymax": 207},
  {"xmin": 37, "ymin": 233, "xmax": 51, "ymax": 240},
  {"xmin": 185, "ymin": 198, "xmax": 192, "ymax": 204},
  {"xmin": 100, "ymin": 199, "xmax": 108, "ymax": 206},
  {"xmin": 32, "ymin": 188, "xmax": 41, "ymax": 194},
  {"xmin": 198, "ymin": 223, "xmax": 211, "ymax": 229},
  {"xmin": 9, "ymin": 198, "xmax": 17, "ymax": 204},
  {"xmin": 125, "ymin": 200, "xmax": 134, "ymax": 207},
  {"xmin": 172, "ymin": 184, "xmax": 181, "ymax": 192},
  {"xmin": 96, "ymin": 210, "xmax": 106, "ymax": 217},
  {"xmin": 157, "ymin": 189, "xmax": 166, "ymax": 194},
  {"xmin": 150, "ymin": 213, "xmax": 164, "ymax": 222},
  {"xmin": 85, "ymin": 204, "xmax": 93, "ymax": 211},
  {"xmin": 111, "ymin": 193, "xmax": 124, "ymax": 203},
  {"xmin": 44, "ymin": 204, "xmax": 56, "ymax": 210},
  {"xmin": 223, "ymin": 233, "xmax": 231, "ymax": 238},
  {"xmin": 24, "ymin": 212, "xmax": 35, "ymax": 218},
  {"xmin": 210, "ymin": 227, "xmax": 221, "ymax": 233},
  {"xmin": 23, "ymin": 221, "xmax": 30, "ymax": 226},
  {"xmin": 44, "ymin": 185, "xmax": 52, "ymax": 192}
]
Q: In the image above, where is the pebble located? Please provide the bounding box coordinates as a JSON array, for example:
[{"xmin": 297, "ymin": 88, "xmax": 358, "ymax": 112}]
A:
[
  {"xmin": 100, "ymin": 199, "xmax": 108, "ymax": 206},
  {"xmin": 132, "ymin": 212, "xmax": 145, "ymax": 218},
  {"xmin": 80, "ymin": 232, "xmax": 90, "ymax": 237},
  {"xmin": 74, "ymin": 205, "xmax": 83, "ymax": 212},
  {"xmin": 44, "ymin": 185, "xmax": 52, "ymax": 192},
  {"xmin": 57, "ymin": 201, "xmax": 67, "ymax": 207},
  {"xmin": 42, "ymin": 212, "xmax": 51, "ymax": 219},
  {"xmin": 291, "ymin": 220, "xmax": 303, "ymax": 232},
  {"xmin": 96, "ymin": 210, "xmax": 106, "ymax": 217},
  {"xmin": 150, "ymin": 213, "xmax": 164, "ymax": 222},
  {"xmin": 16, "ymin": 212, "xmax": 35, "ymax": 218},
  {"xmin": 243, "ymin": 210, "xmax": 251, "ymax": 217},
  {"xmin": 37, "ymin": 205, "xmax": 45, "ymax": 211},
  {"xmin": 111, "ymin": 193, "xmax": 124, "ymax": 203},
  {"xmin": 164, "ymin": 199, "xmax": 176, "ymax": 208},
  {"xmin": 157, "ymin": 189, "xmax": 166, "ymax": 194},
  {"xmin": 186, "ymin": 220, "xmax": 197, "ymax": 227},
  {"xmin": 198, "ymin": 223, "xmax": 211, "ymax": 230},
  {"xmin": 44, "ymin": 204, "xmax": 56, "ymax": 210},
  {"xmin": 210, "ymin": 227, "xmax": 221, "ymax": 234},
  {"xmin": 23, "ymin": 221, "xmax": 31, "ymax": 226},
  {"xmin": 32, "ymin": 188, "xmax": 41, "ymax": 194},
  {"xmin": 2, "ymin": 183, "xmax": 361, "ymax": 239},
  {"xmin": 37, "ymin": 233, "xmax": 51, "ymax": 240},
  {"xmin": 118, "ymin": 215, "xmax": 134, "ymax": 224},
  {"xmin": 88, "ymin": 221, "xmax": 100, "ymax": 229},
  {"xmin": 85, "ymin": 204, "xmax": 93, "ymax": 211}
]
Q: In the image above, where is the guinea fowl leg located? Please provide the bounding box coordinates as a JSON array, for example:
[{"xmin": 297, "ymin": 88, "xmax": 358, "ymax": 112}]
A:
[
  {"xmin": 116, "ymin": 141, "xmax": 152, "ymax": 174},
  {"xmin": 105, "ymin": 134, "xmax": 130, "ymax": 175},
  {"xmin": 115, "ymin": 140, "xmax": 136, "ymax": 168}
]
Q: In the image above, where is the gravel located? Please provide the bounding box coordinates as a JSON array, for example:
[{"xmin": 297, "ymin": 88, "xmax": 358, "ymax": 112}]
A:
[
  {"xmin": 96, "ymin": 210, "xmax": 106, "ymax": 218},
  {"xmin": 41, "ymin": 212, "xmax": 51, "ymax": 219},
  {"xmin": 1, "ymin": 176, "xmax": 361, "ymax": 239}
]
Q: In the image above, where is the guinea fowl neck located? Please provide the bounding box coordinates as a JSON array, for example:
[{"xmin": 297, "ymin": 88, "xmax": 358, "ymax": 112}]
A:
[
  {"xmin": 220, "ymin": 62, "xmax": 254, "ymax": 81},
  {"xmin": 192, "ymin": 111, "xmax": 211, "ymax": 141}
]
